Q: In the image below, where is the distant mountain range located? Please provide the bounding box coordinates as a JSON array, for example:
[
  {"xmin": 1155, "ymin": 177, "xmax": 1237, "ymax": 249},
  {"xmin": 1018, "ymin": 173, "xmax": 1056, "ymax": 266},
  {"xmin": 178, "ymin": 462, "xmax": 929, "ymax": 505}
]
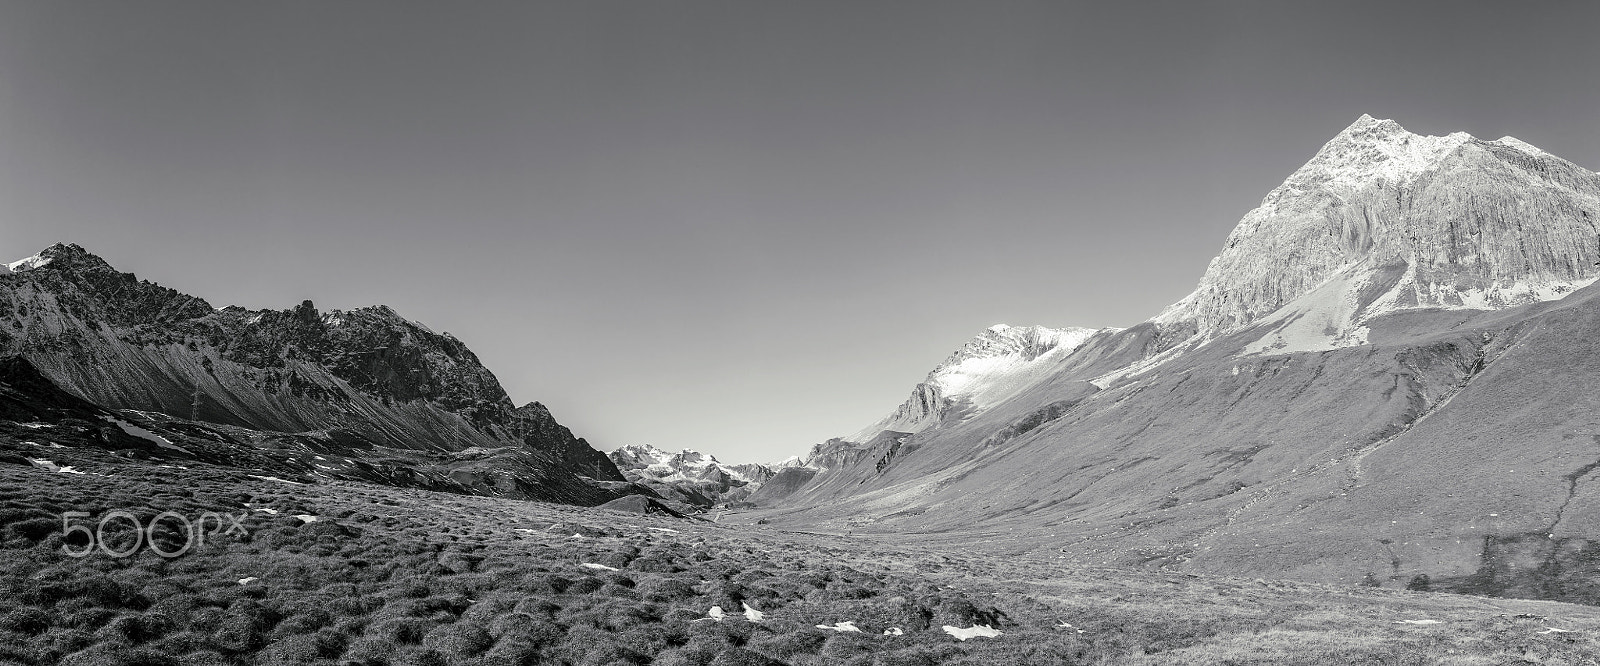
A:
[
  {"xmin": 749, "ymin": 115, "xmax": 1600, "ymax": 603},
  {"xmin": 608, "ymin": 443, "xmax": 799, "ymax": 511},
  {"xmin": 0, "ymin": 243, "xmax": 632, "ymax": 504}
]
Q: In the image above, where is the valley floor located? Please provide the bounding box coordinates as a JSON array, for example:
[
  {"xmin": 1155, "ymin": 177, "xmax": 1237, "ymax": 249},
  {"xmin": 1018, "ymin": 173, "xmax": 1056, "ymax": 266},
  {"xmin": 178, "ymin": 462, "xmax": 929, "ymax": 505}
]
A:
[{"xmin": 2, "ymin": 440, "xmax": 1598, "ymax": 665}]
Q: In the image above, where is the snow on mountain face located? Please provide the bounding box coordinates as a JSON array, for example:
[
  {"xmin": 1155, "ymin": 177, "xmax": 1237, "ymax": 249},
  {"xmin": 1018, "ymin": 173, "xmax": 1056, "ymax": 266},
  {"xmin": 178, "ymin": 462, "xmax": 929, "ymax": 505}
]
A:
[
  {"xmin": 609, "ymin": 443, "xmax": 776, "ymax": 509},
  {"xmin": 846, "ymin": 324, "xmax": 1106, "ymax": 442},
  {"xmin": 4, "ymin": 252, "xmax": 53, "ymax": 273},
  {"xmin": 1156, "ymin": 115, "xmax": 1600, "ymax": 351},
  {"xmin": 609, "ymin": 444, "xmax": 773, "ymax": 485}
]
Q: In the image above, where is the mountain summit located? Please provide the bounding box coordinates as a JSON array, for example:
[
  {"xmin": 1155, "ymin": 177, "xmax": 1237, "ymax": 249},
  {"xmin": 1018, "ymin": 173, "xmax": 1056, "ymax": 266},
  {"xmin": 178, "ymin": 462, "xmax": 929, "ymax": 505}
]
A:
[
  {"xmin": 1156, "ymin": 115, "xmax": 1600, "ymax": 347},
  {"xmin": 751, "ymin": 116, "xmax": 1600, "ymax": 603}
]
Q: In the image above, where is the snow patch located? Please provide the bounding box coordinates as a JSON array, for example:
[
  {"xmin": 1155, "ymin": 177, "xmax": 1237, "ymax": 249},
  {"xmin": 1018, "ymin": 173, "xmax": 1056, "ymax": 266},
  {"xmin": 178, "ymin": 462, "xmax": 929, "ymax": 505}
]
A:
[
  {"xmin": 741, "ymin": 603, "xmax": 764, "ymax": 623},
  {"xmin": 943, "ymin": 624, "xmax": 1003, "ymax": 640},
  {"xmin": 28, "ymin": 459, "xmax": 83, "ymax": 474},
  {"xmin": 5, "ymin": 253, "xmax": 53, "ymax": 273},
  {"xmin": 1056, "ymin": 621, "xmax": 1086, "ymax": 634},
  {"xmin": 815, "ymin": 621, "xmax": 862, "ymax": 633},
  {"xmin": 579, "ymin": 563, "xmax": 618, "ymax": 571},
  {"xmin": 693, "ymin": 606, "xmax": 728, "ymax": 623},
  {"xmin": 104, "ymin": 416, "xmax": 192, "ymax": 455},
  {"xmin": 247, "ymin": 475, "xmax": 303, "ymax": 485}
]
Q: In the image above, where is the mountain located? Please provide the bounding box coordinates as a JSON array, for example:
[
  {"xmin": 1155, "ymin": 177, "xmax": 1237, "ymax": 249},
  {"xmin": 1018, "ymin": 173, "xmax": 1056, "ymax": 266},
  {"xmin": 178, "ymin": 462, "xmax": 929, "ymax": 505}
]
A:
[
  {"xmin": 843, "ymin": 324, "xmax": 1109, "ymax": 444},
  {"xmin": 0, "ymin": 243, "xmax": 629, "ymax": 504},
  {"xmin": 747, "ymin": 116, "xmax": 1600, "ymax": 603},
  {"xmin": 608, "ymin": 443, "xmax": 775, "ymax": 510},
  {"xmin": 1154, "ymin": 114, "xmax": 1600, "ymax": 347}
]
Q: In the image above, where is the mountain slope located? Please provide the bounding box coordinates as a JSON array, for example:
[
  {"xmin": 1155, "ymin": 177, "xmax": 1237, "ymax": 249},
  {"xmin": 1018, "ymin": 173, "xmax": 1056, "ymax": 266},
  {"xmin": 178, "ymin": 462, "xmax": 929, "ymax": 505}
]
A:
[
  {"xmin": 746, "ymin": 116, "xmax": 1600, "ymax": 602},
  {"xmin": 845, "ymin": 324, "xmax": 1108, "ymax": 443},
  {"xmin": 0, "ymin": 243, "xmax": 626, "ymax": 503}
]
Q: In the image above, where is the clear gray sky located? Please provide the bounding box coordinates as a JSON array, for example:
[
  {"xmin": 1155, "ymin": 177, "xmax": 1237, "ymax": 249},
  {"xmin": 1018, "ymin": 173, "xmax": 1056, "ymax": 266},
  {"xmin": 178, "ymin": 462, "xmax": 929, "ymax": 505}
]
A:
[{"xmin": 1, "ymin": 2, "xmax": 1596, "ymax": 463}]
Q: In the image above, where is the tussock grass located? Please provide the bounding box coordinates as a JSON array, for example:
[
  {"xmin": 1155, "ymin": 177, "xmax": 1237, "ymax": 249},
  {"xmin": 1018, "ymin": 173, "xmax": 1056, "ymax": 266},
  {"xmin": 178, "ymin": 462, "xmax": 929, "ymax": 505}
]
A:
[{"xmin": 3, "ymin": 445, "xmax": 1600, "ymax": 664}]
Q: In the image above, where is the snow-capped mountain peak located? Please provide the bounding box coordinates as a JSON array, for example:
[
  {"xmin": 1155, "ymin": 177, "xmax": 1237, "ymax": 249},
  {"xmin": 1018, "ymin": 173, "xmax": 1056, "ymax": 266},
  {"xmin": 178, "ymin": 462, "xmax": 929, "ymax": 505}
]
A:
[
  {"xmin": 1295, "ymin": 114, "xmax": 1472, "ymax": 192},
  {"xmin": 608, "ymin": 443, "xmax": 778, "ymax": 509},
  {"xmin": 1154, "ymin": 114, "xmax": 1600, "ymax": 346},
  {"xmin": 609, "ymin": 443, "xmax": 770, "ymax": 485},
  {"xmin": 845, "ymin": 324, "xmax": 1110, "ymax": 442},
  {"xmin": 769, "ymin": 455, "xmax": 807, "ymax": 469},
  {"xmin": 4, "ymin": 243, "xmax": 118, "ymax": 275}
]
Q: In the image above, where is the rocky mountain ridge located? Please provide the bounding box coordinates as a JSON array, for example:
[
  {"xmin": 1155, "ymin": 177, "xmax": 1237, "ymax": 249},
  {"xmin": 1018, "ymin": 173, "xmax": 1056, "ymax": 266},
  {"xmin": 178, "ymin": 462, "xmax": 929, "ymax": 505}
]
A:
[
  {"xmin": 0, "ymin": 243, "xmax": 627, "ymax": 503},
  {"xmin": 608, "ymin": 443, "xmax": 777, "ymax": 510}
]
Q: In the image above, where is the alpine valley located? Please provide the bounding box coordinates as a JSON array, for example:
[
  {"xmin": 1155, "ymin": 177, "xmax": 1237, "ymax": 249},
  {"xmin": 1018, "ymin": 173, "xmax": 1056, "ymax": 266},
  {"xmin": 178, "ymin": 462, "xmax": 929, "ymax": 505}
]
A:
[
  {"xmin": 7, "ymin": 115, "xmax": 1600, "ymax": 664},
  {"xmin": 744, "ymin": 115, "xmax": 1600, "ymax": 604}
]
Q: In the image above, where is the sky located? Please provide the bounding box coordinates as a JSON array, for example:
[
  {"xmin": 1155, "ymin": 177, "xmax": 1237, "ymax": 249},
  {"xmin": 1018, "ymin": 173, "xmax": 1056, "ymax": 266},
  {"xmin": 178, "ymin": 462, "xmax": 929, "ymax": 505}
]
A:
[{"xmin": 1, "ymin": 2, "xmax": 1597, "ymax": 463}]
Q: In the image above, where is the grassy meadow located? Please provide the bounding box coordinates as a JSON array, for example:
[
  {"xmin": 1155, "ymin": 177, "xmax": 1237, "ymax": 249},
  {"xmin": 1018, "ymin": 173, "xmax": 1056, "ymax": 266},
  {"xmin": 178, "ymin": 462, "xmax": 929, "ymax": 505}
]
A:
[{"xmin": 1, "ymin": 439, "xmax": 1599, "ymax": 665}]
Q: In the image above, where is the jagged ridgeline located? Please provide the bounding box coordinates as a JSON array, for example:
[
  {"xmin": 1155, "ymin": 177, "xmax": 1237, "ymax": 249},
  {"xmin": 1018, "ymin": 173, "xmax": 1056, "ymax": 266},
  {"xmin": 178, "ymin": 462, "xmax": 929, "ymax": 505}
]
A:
[
  {"xmin": 0, "ymin": 243, "xmax": 626, "ymax": 502},
  {"xmin": 608, "ymin": 444, "xmax": 785, "ymax": 512},
  {"xmin": 754, "ymin": 116, "xmax": 1600, "ymax": 604}
]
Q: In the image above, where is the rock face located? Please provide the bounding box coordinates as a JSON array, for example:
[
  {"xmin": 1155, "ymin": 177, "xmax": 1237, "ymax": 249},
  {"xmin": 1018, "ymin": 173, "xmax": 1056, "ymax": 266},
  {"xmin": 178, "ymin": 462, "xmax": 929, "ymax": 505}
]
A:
[
  {"xmin": 0, "ymin": 353, "xmax": 633, "ymax": 503},
  {"xmin": 752, "ymin": 116, "xmax": 1600, "ymax": 604},
  {"xmin": 1155, "ymin": 115, "xmax": 1600, "ymax": 343},
  {"xmin": 609, "ymin": 444, "xmax": 775, "ymax": 510},
  {"xmin": 0, "ymin": 243, "xmax": 627, "ymax": 503}
]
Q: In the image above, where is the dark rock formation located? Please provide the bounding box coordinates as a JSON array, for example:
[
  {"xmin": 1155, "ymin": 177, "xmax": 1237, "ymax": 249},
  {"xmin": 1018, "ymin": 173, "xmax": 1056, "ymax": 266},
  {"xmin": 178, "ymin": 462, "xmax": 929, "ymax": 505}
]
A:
[{"xmin": 0, "ymin": 243, "xmax": 626, "ymax": 503}]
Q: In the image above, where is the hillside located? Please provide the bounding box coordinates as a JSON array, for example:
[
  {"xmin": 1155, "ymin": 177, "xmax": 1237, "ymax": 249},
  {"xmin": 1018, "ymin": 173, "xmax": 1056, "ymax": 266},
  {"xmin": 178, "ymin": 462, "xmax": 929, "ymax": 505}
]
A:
[
  {"xmin": 745, "ymin": 116, "xmax": 1600, "ymax": 602},
  {"xmin": 4, "ymin": 436, "xmax": 1599, "ymax": 664},
  {"xmin": 0, "ymin": 244, "xmax": 627, "ymax": 504}
]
